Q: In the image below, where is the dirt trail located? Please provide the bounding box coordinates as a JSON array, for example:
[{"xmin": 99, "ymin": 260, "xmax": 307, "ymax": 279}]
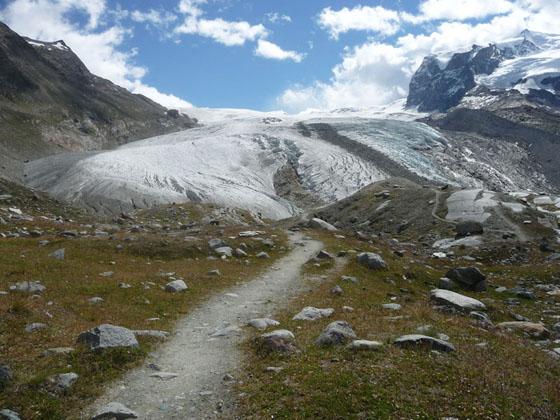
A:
[{"xmin": 85, "ymin": 231, "xmax": 323, "ymax": 419}]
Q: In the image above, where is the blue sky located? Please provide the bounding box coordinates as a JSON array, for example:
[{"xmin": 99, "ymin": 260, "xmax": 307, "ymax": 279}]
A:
[{"xmin": 0, "ymin": 0, "xmax": 558, "ymax": 111}]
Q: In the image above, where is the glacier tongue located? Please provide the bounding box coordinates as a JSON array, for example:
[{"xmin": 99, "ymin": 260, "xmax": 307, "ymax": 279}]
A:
[{"xmin": 25, "ymin": 113, "xmax": 391, "ymax": 218}]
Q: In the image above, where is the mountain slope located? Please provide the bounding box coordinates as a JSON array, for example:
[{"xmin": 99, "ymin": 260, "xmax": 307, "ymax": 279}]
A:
[
  {"xmin": 407, "ymin": 30, "xmax": 560, "ymax": 112},
  {"xmin": 0, "ymin": 22, "xmax": 196, "ymax": 182}
]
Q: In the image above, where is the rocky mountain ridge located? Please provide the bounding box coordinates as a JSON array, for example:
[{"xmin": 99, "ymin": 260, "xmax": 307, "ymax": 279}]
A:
[{"xmin": 0, "ymin": 22, "xmax": 196, "ymax": 183}]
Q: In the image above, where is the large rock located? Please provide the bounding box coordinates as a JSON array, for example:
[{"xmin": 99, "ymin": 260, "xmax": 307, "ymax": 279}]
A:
[
  {"xmin": 445, "ymin": 267, "xmax": 487, "ymax": 291},
  {"xmin": 430, "ymin": 289, "xmax": 486, "ymax": 312},
  {"xmin": 165, "ymin": 280, "xmax": 188, "ymax": 292},
  {"xmin": 316, "ymin": 321, "xmax": 357, "ymax": 346},
  {"xmin": 214, "ymin": 247, "xmax": 233, "ymax": 257},
  {"xmin": 497, "ymin": 322, "xmax": 550, "ymax": 339},
  {"xmin": 309, "ymin": 218, "xmax": 337, "ymax": 231},
  {"xmin": 47, "ymin": 372, "xmax": 79, "ymax": 392},
  {"xmin": 256, "ymin": 330, "xmax": 298, "ymax": 355},
  {"xmin": 292, "ymin": 307, "xmax": 334, "ymax": 321},
  {"xmin": 394, "ymin": 334, "xmax": 455, "ymax": 352},
  {"xmin": 357, "ymin": 253, "xmax": 387, "ymax": 270},
  {"xmin": 77, "ymin": 324, "xmax": 139, "ymax": 350},
  {"xmin": 91, "ymin": 402, "xmax": 138, "ymax": 419},
  {"xmin": 455, "ymin": 221, "xmax": 483, "ymax": 238},
  {"xmin": 208, "ymin": 238, "xmax": 227, "ymax": 249}
]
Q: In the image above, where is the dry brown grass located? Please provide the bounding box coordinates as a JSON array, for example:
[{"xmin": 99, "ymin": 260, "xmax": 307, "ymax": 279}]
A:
[{"xmin": 0, "ymin": 220, "xmax": 287, "ymax": 419}]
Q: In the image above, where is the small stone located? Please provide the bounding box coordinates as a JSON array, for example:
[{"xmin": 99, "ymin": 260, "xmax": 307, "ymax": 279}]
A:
[
  {"xmin": 256, "ymin": 330, "xmax": 298, "ymax": 355},
  {"xmin": 293, "ymin": 307, "xmax": 334, "ymax": 321},
  {"xmin": 348, "ymin": 340, "xmax": 383, "ymax": 351},
  {"xmin": 309, "ymin": 218, "xmax": 337, "ymax": 231},
  {"xmin": 25, "ymin": 322, "xmax": 47, "ymax": 333},
  {"xmin": 316, "ymin": 321, "xmax": 357, "ymax": 346},
  {"xmin": 248, "ymin": 318, "xmax": 280, "ymax": 330},
  {"xmin": 99, "ymin": 272, "xmax": 114, "ymax": 278},
  {"xmin": 41, "ymin": 347, "xmax": 75, "ymax": 357},
  {"xmin": 208, "ymin": 238, "xmax": 227, "ymax": 249},
  {"xmin": 382, "ymin": 303, "xmax": 401, "ymax": 311},
  {"xmin": 256, "ymin": 252, "xmax": 270, "ymax": 259},
  {"xmin": 49, "ymin": 248, "xmax": 65, "ymax": 261},
  {"xmin": 342, "ymin": 306, "xmax": 354, "ymax": 313},
  {"xmin": 165, "ymin": 280, "xmax": 188, "ymax": 292},
  {"xmin": 316, "ymin": 250, "xmax": 334, "ymax": 260},
  {"xmin": 357, "ymin": 252, "xmax": 387, "ymax": 270},
  {"xmin": 89, "ymin": 297, "xmax": 104, "ymax": 304},
  {"xmin": 0, "ymin": 364, "xmax": 12, "ymax": 388},
  {"xmin": 341, "ymin": 276, "xmax": 358, "ymax": 284},
  {"xmin": 208, "ymin": 269, "xmax": 221, "ymax": 276},
  {"xmin": 91, "ymin": 402, "xmax": 138, "ymax": 419},
  {"xmin": 10, "ymin": 281, "xmax": 45, "ymax": 294},
  {"xmin": 234, "ymin": 248, "xmax": 248, "ymax": 258},
  {"xmin": 150, "ymin": 372, "xmax": 178, "ymax": 380},
  {"xmin": 394, "ymin": 334, "xmax": 455, "ymax": 352},
  {"xmin": 331, "ymin": 285, "xmax": 343, "ymax": 295},
  {"xmin": 497, "ymin": 322, "xmax": 550, "ymax": 339},
  {"xmin": 214, "ymin": 247, "xmax": 233, "ymax": 257},
  {"xmin": 264, "ymin": 366, "xmax": 284, "ymax": 373},
  {"xmin": 48, "ymin": 372, "xmax": 78, "ymax": 392}
]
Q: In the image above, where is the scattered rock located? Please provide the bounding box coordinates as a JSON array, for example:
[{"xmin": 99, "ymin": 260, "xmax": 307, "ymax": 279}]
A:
[
  {"xmin": 208, "ymin": 269, "xmax": 221, "ymax": 276},
  {"xmin": 357, "ymin": 252, "xmax": 387, "ymax": 270},
  {"xmin": 49, "ymin": 248, "xmax": 65, "ymax": 261},
  {"xmin": 77, "ymin": 324, "xmax": 139, "ymax": 350},
  {"xmin": 150, "ymin": 372, "xmax": 178, "ymax": 380},
  {"xmin": 316, "ymin": 250, "xmax": 334, "ymax": 260},
  {"xmin": 0, "ymin": 409, "xmax": 20, "ymax": 420},
  {"xmin": 342, "ymin": 306, "xmax": 354, "ymax": 313},
  {"xmin": 256, "ymin": 330, "xmax": 298, "ymax": 355},
  {"xmin": 165, "ymin": 280, "xmax": 188, "ymax": 293},
  {"xmin": 47, "ymin": 372, "xmax": 78, "ymax": 392},
  {"xmin": 256, "ymin": 252, "xmax": 270, "ymax": 259},
  {"xmin": 331, "ymin": 285, "xmax": 343, "ymax": 295},
  {"xmin": 309, "ymin": 218, "xmax": 337, "ymax": 231},
  {"xmin": 348, "ymin": 340, "xmax": 383, "ymax": 351},
  {"xmin": 89, "ymin": 297, "xmax": 104, "ymax": 304},
  {"xmin": 316, "ymin": 321, "xmax": 357, "ymax": 346},
  {"xmin": 41, "ymin": 347, "xmax": 75, "ymax": 357},
  {"xmin": 234, "ymin": 248, "xmax": 248, "ymax": 258},
  {"xmin": 248, "ymin": 318, "xmax": 280, "ymax": 330},
  {"xmin": 91, "ymin": 402, "xmax": 138, "ymax": 419},
  {"xmin": 394, "ymin": 334, "xmax": 455, "ymax": 352},
  {"xmin": 455, "ymin": 221, "xmax": 483, "ymax": 238},
  {"xmin": 382, "ymin": 303, "xmax": 402, "ymax": 311},
  {"xmin": 430, "ymin": 289, "xmax": 486, "ymax": 312},
  {"xmin": 208, "ymin": 238, "xmax": 227, "ymax": 249},
  {"xmin": 10, "ymin": 281, "xmax": 45, "ymax": 294},
  {"xmin": 25, "ymin": 322, "xmax": 47, "ymax": 333},
  {"xmin": 445, "ymin": 267, "xmax": 487, "ymax": 291},
  {"xmin": 496, "ymin": 322, "xmax": 550, "ymax": 339},
  {"xmin": 0, "ymin": 364, "xmax": 12, "ymax": 388},
  {"xmin": 214, "ymin": 247, "xmax": 233, "ymax": 257},
  {"xmin": 341, "ymin": 276, "xmax": 358, "ymax": 284},
  {"xmin": 292, "ymin": 307, "xmax": 334, "ymax": 321}
]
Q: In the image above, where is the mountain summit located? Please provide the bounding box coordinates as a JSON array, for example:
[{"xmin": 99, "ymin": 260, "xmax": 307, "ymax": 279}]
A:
[{"xmin": 407, "ymin": 30, "xmax": 560, "ymax": 112}]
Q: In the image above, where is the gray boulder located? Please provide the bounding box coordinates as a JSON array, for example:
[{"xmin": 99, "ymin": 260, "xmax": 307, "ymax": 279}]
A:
[
  {"xmin": 0, "ymin": 409, "xmax": 20, "ymax": 420},
  {"xmin": 309, "ymin": 218, "xmax": 337, "ymax": 231},
  {"xmin": 455, "ymin": 221, "xmax": 483, "ymax": 238},
  {"xmin": 208, "ymin": 238, "xmax": 227, "ymax": 249},
  {"xmin": 0, "ymin": 364, "xmax": 12, "ymax": 389},
  {"xmin": 394, "ymin": 334, "xmax": 455, "ymax": 352},
  {"xmin": 316, "ymin": 321, "xmax": 357, "ymax": 346},
  {"xmin": 430, "ymin": 289, "xmax": 486, "ymax": 312},
  {"xmin": 91, "ymin": 402, "xmax": 138, "ymax": 419},
  {"xmin": 292, "ymin": 307, "xmax": 334, "ymax": 321},
  {"xmin": 165, "ymin": 280, "xmax": 188, "ymax": 292},
  {"xmin": 256, "ymin": 330, "xmax": 298, "ymax": 355},
  {"xmin": 256, "ymin": 252, "xmax": 270, "ymax": 259},
  {"xmin": 445, "ymin": 267, "xmax": 487, "ymax": 291},
  {"xmin": 47, "ymin": 372, "xmax": 79, "ymax": 392},
  {"xmin": 25, "ymin": 323, "xmax": 47, "ymax": 333},
  {"xmin": 316, "ymin": 250, "xmax": 334, "ymax": 260},
  {"xmin": 214, "ymin": 247, "xmax": 233, "ymax": 257},
  {"xmin": 357, "ymin": 252, "xmax": 387, "ymax": 270},
  {"xmin": 77, "ymin": 324, "xmax": 139, "ymax": 350}
]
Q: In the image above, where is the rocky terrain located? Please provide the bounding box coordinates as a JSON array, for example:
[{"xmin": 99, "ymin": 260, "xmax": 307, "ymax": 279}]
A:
[{"xmin": 0, "ymin": 22, "xmax": 196, "ymax": 183}]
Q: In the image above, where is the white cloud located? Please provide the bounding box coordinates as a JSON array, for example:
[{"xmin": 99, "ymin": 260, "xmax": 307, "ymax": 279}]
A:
[
  {"xmin": 280, "ymin": 0, "xmax": 560, "ymax": 112},
  {"xmin": 255, "ymin": 39, "xmax": 304, "ymax": 62},
  {"xmin": 175, "ymin": 0, "xmax": 268, "ymax": 46},
  {"xmin": 130, "ymin": 9, "xmax": 177, "ymax": 26},
  {"xmin": 418, "ymin": 0, "xmax": 515, "ymax": 21},
  {"xmin": 266, "ymin": 12, "xmax": 292, "ymax": 24},
  {"xmin": 0, "ymin": 0, "xmax": 192, "ymax": 108},
  {"xmin": 318, "ymin": 5, "xmax": 402, "ymax": 39}
]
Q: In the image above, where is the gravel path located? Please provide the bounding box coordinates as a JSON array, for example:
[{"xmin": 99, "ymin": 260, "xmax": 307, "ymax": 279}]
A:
[{"xmin": 85, "ymin": 231, "xmax": 323, "ymax": 419}]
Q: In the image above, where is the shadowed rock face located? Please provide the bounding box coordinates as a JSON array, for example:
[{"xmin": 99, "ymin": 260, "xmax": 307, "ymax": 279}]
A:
[{"xmin": 0, "ymin": 22, "xmax": 197, "ymax": 182}]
